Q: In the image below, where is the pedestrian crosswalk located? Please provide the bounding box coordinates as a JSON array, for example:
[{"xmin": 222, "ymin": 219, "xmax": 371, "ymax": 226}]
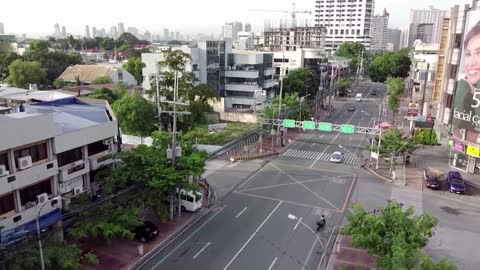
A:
[
  {"xmin": 281, "ymin": 149, "xmax": 360, "ymax": 165},
  {"xmin": 312, "ymin": 208, "xmax": 332, "ymax": 218}
]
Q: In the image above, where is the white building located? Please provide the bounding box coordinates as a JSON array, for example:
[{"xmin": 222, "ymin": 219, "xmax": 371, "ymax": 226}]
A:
[
  {"xmin": 314, "ymin": 0, "xmax": 374, "ymax": 51},
  {"xmin": 371, "ymin": 9, "xmax": 389, "ymax": 52},
  {"xmin": 407, "ymin": 7, "xmax": 447, "ymax": 47},
  {"xmin": 0, "ymin": 23, "xmax": 4, "ymax": 35},
  {"xmin": 58, "ymin": 65, "xmax": 137, "ymax": 86},
  {"xmin": 272, "ymin": 48, "xmax": 328, "ymax": 78},
  {"xmin": 0, "ymin": 97, "xmax": 119, "ymax": 245}
]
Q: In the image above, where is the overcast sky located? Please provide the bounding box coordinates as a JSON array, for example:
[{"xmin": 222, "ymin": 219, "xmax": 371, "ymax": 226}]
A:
[{"xmin": 0, "ymin": 0, "xmax": 472, "ymax": 37}]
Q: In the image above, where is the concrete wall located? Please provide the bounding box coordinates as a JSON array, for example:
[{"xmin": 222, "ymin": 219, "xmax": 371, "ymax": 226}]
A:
[{"xmin": 53, "ymin": 121, "xmax": 118, "ymax": 153}]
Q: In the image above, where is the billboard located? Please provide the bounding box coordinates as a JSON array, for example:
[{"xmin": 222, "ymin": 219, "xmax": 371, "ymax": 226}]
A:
[{"xmin": 452, "ymin": 9, "xmax": 480, "ymax": 144}]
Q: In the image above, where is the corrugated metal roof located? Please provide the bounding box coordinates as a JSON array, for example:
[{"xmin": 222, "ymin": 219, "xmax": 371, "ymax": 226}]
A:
[{"xmin": 58, "ymin": 65, "xmax": 116, "ymax": 83}]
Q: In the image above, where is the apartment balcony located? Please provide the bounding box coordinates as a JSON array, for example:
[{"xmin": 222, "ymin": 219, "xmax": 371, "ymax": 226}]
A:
[
  {"xmin": 451, "ymin": 48, "xmax": 460, "ymax": 64},
  {"xmin": 89, "ymin": 151, "xmax": 116, "ymax": 171},
  {"xmin": 264, "ymin": 67, "xmax": 275, "ymax": 76},
  {"xmin": 0, "ymin": 196, "xmax": 62, "ymax": 240},
  {"xmin": 225, "ymin": 70, "xmax": 260, "ymax": 79},
  {"xmin": 264, "ymin": 80, "xmax": 275, "ymax": 89},
  {"xmin": 58, "ymin": 160, "xmax": 90, "ymax": 183},
  {"xmin": 0, "ymin": 160, "xmax": 58, "ymax": 192},
  {"xmin": 447, "ymin": 78, "xmax": 455, "ymax": 95},
  {"xmin": 225, "ymin": 83, "xmax": 261, "ymax": 92}
]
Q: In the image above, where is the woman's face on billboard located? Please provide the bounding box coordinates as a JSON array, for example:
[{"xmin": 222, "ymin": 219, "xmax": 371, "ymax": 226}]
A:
[{"xmin": 465, "ymin": 34, "xmax": 480, "ymax": 85}]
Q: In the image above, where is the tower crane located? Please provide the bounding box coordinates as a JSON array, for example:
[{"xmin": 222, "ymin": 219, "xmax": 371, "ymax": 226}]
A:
[{"xmin": 250, "ymin": 2, "xmax": 312, "ymax": 28}]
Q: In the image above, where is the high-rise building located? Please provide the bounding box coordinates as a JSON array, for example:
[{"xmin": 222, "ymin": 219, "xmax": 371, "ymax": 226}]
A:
[
  {"xmin": 223, "ymin": 22, "xmax": 244, "ymax": 40},
  {"xmin": 245, "ymin": 23, "xmax": 252, "ymax": 32},
  {"xmin": 387, "ymin": 28, "xmax": 402, "ymax": 51},
  {"xmin": 263, "ymin": 26, "xmax": 326, "ymax": 51},
  {"xmin": 144, "ymin": 31, "xmax": 151, "ymax": 42},
  {"xmin": 110, "ymin": 26, "xmax": 118, "ymax": 39},
  {"xmin": 61, "ymin": 26, "xmax": 67, "ymax": 38},
  {"xmin": 314, "ymin": 0, "xmax": 374, "ymax": 51},
  {"xmin": 118, "ymin": 23, "xmax": 125, "ymax": 35},
  {"xmin": 164, "ymin": 28, "xmax": 170, "ymax": 40},
  {"xmin": 85, "ymin": 25, "xmax": 91, "ymax": 38},
  {"xmin": 127, "ymin": 27, "xmax": 139, "ymax": 37},
  {"xmin": 399, "ymin": 26, "xmax": 409, "ymax": 49},
  {"xmin": 92, "ymin": 27, "xmax": 97, "ymax": 38},
  {"xmin": 54, "ymin": 23, "xmax": 60, "ymax": 37},
  {"xmin": 407, "ymin": 6, "xmax": 447, "ymax": 47},
  {"xmin": 370, "ymin": 9, "xmax": 389, "ymax": 52},
  {"xmin": 0, "ymin": 23, "xmax": 4, "ymax": 34}
]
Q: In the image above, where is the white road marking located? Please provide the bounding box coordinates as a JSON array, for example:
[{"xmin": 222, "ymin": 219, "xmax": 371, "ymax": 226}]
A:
[
  {"xmin": 227, "ymin": 161, "xmax": 240, "ymax": 168},
  {"xmin": 236, "ymin": 163, "xmax": 269, "ymax": 190},
  {"xmin": 223, "ymin": 201, "xmax": 283, "ymax": 270},
  {"xmin": 238, "ymin": 175, "xmax": 352, "ymax": 192},
  {"xmin": 152, "ymin": 206, "xmax": 226, "ymax": 268},
  {"xmin": 268, "ymin": 257, "xmax": 278, "ymax": 270},
  {"xmin": 293, "ymin": 217, "xmax": 302, "ymax": 231},
  {"xmin": 193, "ymin": 242, "xmax": 211, "ymax": 259},
  {"xmin": 235, "ymin": 207, "xmax": 247, "ymax": 218}
]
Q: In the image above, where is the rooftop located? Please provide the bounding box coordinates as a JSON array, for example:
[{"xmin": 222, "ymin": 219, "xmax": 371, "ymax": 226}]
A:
[{"xmin": 58, "ymin": 64, "xmax": 119, "ymax": 83}]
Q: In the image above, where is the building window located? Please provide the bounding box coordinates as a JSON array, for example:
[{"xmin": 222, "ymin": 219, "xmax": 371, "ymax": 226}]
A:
[
  {"xmin": 0, "ymin": 193, "xmax": 15, "ymax": 216},
  {"xmin": 118, "ymin": 71, "xmax": 123, "ymax": 81},
  {"xmin": 341, "ymin": 30, "xmax": 344, "ymax": 35},
  {"xmin": 57, "ymin": 147, "xmax": 83, "ymax": 167},
  {"xmin": 14, "ymin": 142, "xmax": 48, "ymax": 168},
  {"xmin": 335, "ymin": 29, "xmax": 339, "ymax": 35},
  {"xmin": 87, "ymin": 140, "xmax": 109, "ymax": 156},
  {"xmin": 19, "ymin": 178, "xmax": 52, "ymax": 206},
  {"xmin": 450, "ymin": 65, "xmax": 458, "ymax": 79},
  {"xmin": 0, "ymin": 151, "xmax": 10, "ymax": 172}
]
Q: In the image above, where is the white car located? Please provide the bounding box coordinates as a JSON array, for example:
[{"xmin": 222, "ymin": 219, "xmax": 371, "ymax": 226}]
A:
[{"xmin": 330, "ymin": 151, "xmax": 344, "ymax": 163}]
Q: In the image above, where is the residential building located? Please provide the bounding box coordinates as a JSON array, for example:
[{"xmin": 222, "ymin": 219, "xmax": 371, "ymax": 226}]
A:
[
  {"xmin": 400, "ymin": 26, "xmax": 410, "ymax": 48},
  {"xmin": 371, "ymin": 9, "xmax": 389, "ymax": 52},
  {"xmin": 61, "ymin": 26, "xmax": 67, "ymax": 38},
  {"xmin": 263, "ymin": 26, "xmax": 326, "ymax": 52},
  {"xmin": 118, "ymin": 23, "xmax": 125, "ymax": 35},
  {"xmin": 58, "ymin": 65, "xmax": 137, "ymax": 86},
  {"xmin": 223, "ymin": 22, "xmax": 243, "ymax": 40},
  {"xmin": 272, "ymin": 48, "xmax": 328, "ymax": 78},
  {"xmin": 110, "ymin": 26, "xmax": 118, "ymax": 40},
  {"xmin": 0, "ymin": 97, "xmax": 119, "ymax": 245},
  {"xmin": 164, "ymin": 28, "xmax": 169, "ymax": 40},
  {"xmin": 127, "ymin": 27, "xmax": 139, "ymax": 38},
  {"xmin": 85, "ymin": 25, "xmax": 90, "ymax": 38},
  {"xmin": 0, "ymin": 22, "xmax": 4, "ymax": 34},
  {"xmin": 407, "ymin": 7, "xmax": 447, "ymax": 47},
  {"xmin": 92, "ymin": 27, "xmax": 97, "ymax": 38},
  {"xmin": 54, "ymin": 23, "xmax": 60, "ymax": 38},
  {"xmin": 144, "ymin": 31, "xmax": 152, "ymax": 43},
  {"xmin": 387, "ymin": 28, "xmax": 402, "ymax": 51},
  {"xmin": 314, "ymin": 0, "xmax": 374, "ymax": 51},
  {"xmin": 245, "ymin": 23, "xmax": 252, "ymax": 32}
]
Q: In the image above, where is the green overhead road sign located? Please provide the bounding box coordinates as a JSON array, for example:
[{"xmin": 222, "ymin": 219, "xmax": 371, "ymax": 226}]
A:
[
  {"xmin": 318, "ymin": 122, "xmax": 333, "ymax": 132},
  {"xmin": 282, "ymin": 119, "xmax": 296, "ymax": 128},
  {"xmin": 340, "ymin": 124, "xmax": 355, "ymax": 134},
  {"xmin": 302, "ymin": 121, "xmax": 316, "ymax": 130}
]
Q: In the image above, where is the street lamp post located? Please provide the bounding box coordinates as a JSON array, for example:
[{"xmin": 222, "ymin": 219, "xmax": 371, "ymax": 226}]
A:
[
  {"xmin": 360, "ymin": 110, "xmax": 377, "ymax": 166},
  {"xmin": 36, "ymin": 198, "xmax": 59, "ymax": 270}
]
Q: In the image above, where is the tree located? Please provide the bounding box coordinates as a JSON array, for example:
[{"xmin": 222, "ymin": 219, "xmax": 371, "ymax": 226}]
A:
[
  {"xmin": 91, "ymin": 75, "xmax": 112, "ymax": 84},
  {"xmin": 7, "ymin": 59, "xmax": 46, "ymax": 88},
  {"xmin": 123, "ymin": 56, "xmax": 144, "ymax": 84},
  {"xmin": 260, "ymin": 92, "xmax": 311, "ymax": 121},
  {"xmin": 112, "ymin": 82, "xmax": 129, "ymax": 99},
  {"xmin": 0, "ymin": 51, "xmax": 23, "ymax": 82},
  {"xmin": 341, "ymin": 201, "xmax": 445, "ymax": 270},
  {"xmin": 373, "ymin": 128, "xmax": 417, "ymax": 172},
  {"xmin": 386, "ymin": 76, "xmax": 405, "ymax": 127},
  {"xmin": 369, "ymin": 51, "xmax": 411, "ymax": 83},
  {"xmin": 87, "ymin": 87, "xmax": 119, "ymax": 103},
  {"xmin": 337, "ymin": 77, "xmax": 353, "ymax": 96},
  {"xmin": 413, "ymin": 253, "xmax": 457, "ymax": 270},
  {"xmin": 112, "ymin": 93, "xmax": 155, "ymax": 137},
  {"xmin": 53, "ymin": 79, "xmax": 66, "ymax": 89},
  {"xmin": 116, "ymin": 32, "xmax": 141, "ymax": 48},
  {"xmin": 335, "ymin": 42, "xmax": 365, "ymax": 72},
  {"xmin": 282, "ymin": 68, "xmax": 320, "ymax": 97},
  {"xmin": 100, "ymin": 38, "xmax": 115, "ymax": 51}
]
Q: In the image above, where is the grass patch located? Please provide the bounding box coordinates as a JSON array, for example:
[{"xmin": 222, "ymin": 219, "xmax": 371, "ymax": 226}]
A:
[{"xmin": 181, "ymin": 123, "xmax": 258, "ymax": 145}]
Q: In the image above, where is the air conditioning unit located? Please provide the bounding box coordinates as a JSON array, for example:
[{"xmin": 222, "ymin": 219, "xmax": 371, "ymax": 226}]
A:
[
  {"xmin": 36, "ymin": 193, "xmax": 48, "ymax": 204},
  {"xmin": 73, "ymin": 187, "xmax": 84, "ymax": 195},
  {"xmin": 0, "ymin": 165, "xmax": 8, "ymax": 177},
  {"xmin": 103, "ymin": 138, "xmax": 114, "ymax": 146},
  {"xmin": 18, "ymin": 156, "xmax": 32, "ymax": 170}
]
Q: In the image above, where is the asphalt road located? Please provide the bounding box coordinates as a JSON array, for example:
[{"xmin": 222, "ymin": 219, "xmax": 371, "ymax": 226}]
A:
[{"xmin": 136, "ymin": 81, "xmax": 386, "ymax": 270}]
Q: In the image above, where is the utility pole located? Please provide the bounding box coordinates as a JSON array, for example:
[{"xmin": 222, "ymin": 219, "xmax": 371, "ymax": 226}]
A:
[
  {"xmin": 276, "ymin": 52, "xmax": 285, "ymax": 146},
  {"xmin": 155, "ymin": 64, "xmax": 162, "ymax": 131}
]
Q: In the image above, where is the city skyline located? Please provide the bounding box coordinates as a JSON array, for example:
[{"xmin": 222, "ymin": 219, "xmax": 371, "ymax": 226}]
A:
[{"xmin": 0, "ymin": 0, "xmax": 469, "ymax": 37}]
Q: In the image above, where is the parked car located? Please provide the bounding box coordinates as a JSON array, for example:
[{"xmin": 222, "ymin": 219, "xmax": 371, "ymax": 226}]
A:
[
  {"xmin": 133, "ymin": 220, "xmax": 159, "ymax": 243},
  {"xmin": 447, "ymin": 171, "xmax": 466, "ymax": 194},
  {"xmin": 330, "ymin": 151, "xmax": 344, "ymax": 163},
  {"xmin": 348, "ymin": 105, "xmax": 356, "ymax": 111},
  {"xmin": 425, "ymin": 174, "xmax": 441, "ymax": 190},
  {"xmin": 371, "ymin": 90, "xmax": 377, "ymax": 95}
]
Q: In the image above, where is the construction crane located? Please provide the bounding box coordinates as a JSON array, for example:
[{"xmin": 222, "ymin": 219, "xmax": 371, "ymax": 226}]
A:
[{"xmin": 250, "ymin": 2, "xmax": 312, "ymax": 28}]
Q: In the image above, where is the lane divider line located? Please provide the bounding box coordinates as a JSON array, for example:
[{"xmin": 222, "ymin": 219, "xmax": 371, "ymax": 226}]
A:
[
  {"xmin": 193, "ymin": 242, "xmax": 211, "ymax": 259},
  {"xmin": 235, "ymin": 207, "xmax": 247, "ymax": 218}
]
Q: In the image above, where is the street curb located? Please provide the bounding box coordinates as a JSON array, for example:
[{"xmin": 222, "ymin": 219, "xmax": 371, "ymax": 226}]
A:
[
  {"xmin": 364, "ymin": 166, "xmax": 393, "ymax": 183},
  {"xmin": 126, "ymin": 207, "xmax": 215, "ymax": 270}
]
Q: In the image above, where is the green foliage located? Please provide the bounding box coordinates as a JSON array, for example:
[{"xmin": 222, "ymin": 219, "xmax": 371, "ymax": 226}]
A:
[
  {"xmin": 181, "ymin": 123, "xmax": 258, "ymax": 145},
  {"xmin": 282, "ymin": 68, "xmax": 320, "ymax": 97},
  {"xmin": 84, "ymin": 252, "xmax": 98, "ymax": 266},
  {"xmin": 0, "ymin": 240, "xmax": 81, "ymax": 270},
  {"xmin": 87, "ymin": 87, "xmax": 119, "ymax": 103},
  {"xmin": 113, "ymin": 93, "xmax": 155, "ymax": 137},
  {"xmin": 53, "ymin": 78, "xmax": 66, "ymax": 89},
  {"xmin": 341, "ymin": 201, "xmax": 439, "ymax": 270},
  {"xmin": 91, "ymin": 75, "xmax": 113, "ymax": 84},
  {"xmin": 116, "ymin": 32, "xmax": 141, "ymax": 48},
  {"xmin": 123, "ymin": 56, "xmax": 145, "ymax": 84},
  {"xmin": 100, "ymin": 38, "xmax": 115, "ymax": 51},
  {"xmin": 338, "ymin": 77, "xmax": 353, "ymax": 96},
  {"xmin": 374, "ymin": 129, "xmax": 417, "ymax": 157},
  {"xmin": 335, "ymin": 42, "xmax": 365, "ymax": 71},
  {"xmin": 7, "ymin": 59, "xmax": 46, "ymax": 88},
  {"xmin": 414, "ymin": 128, "xmax": 438, "ymax": 145},
  {"xmin": 369, "ymin": 51, "xmax": 411, "ymax": 83},
  {"xmin": 386, "ymin": 77, "xmax": 405, "ymax": 127},
  {"xmin": 413, "ymin": 253, "xmax": 457, "ymax": 270},
  {"xmin": 0, "ymin": 51, "xmax": 23, "ymax": 82},
  {"xmin": 259, "ymin": 92, "xmax": 311, "ymax": 121},
  {"xmin": 112, "ymin": 82, "xmax": 129, "ymax": 99}
]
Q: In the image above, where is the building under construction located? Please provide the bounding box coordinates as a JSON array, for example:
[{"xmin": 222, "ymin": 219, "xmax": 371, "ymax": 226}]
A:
[{"xmin": 263, "ymin": 24, "xmax": 327, "ymax": 52}]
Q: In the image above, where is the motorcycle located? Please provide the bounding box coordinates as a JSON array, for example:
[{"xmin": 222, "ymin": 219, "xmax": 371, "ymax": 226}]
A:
[{"xmin": 316, "ymin": 218, "xmax": 326, "ymax": 231}]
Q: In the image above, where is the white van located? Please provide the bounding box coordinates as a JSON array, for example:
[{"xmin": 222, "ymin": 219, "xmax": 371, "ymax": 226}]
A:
[
  {"xmin": 178, "ymin": 189, "xmax": 202, "ymax": 212},
  {"xmin": 355, "ymin": 93, "xmax": 363, "ymax": 102}
]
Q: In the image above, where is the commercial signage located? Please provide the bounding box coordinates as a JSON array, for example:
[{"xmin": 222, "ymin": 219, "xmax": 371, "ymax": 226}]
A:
[
  {"xmin": 407, "ymin": 103, "xmax": 418, "ymax": 115},
  {"xmin": 282, "ymin": 119, "xmax": 296, "ymax": 128},
  {"xmin": 466, "ymin": 145, "xmax": 480, "ymax": 157},
  {"xmin": 454, "ymin": 141, "xmax": 465, "ymax": 152},
  {"xmin": 452, "ymin": 9, "xmax": 480, "ymax": 145}
]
